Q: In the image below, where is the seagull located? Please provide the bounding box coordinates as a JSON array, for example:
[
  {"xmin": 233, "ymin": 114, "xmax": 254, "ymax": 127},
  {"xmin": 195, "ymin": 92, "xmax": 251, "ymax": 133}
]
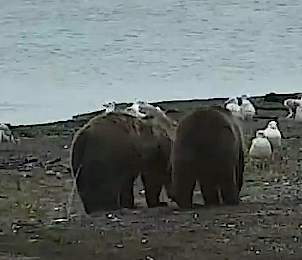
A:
[
  {"xmin": 284, "ymin": 97, "xmax": 302, "ymax": 119},
  {"xmin": 240, "ymin": 95, "xmax": 256, "ymax": 120},
  {"xmin": 103, "ymin": 102, "xmax": 116, "ymax": 114},
  {"xmin": 125, "ymin": 100, "xmax": 147, "ymax": 118},
  {"xmin": 225, "ymin": 97, "xmax": 243, "ymax": 119},
  {"xmin": 263, "ymin": 121, "xmax": 282, "ymax": 152},
  {"xmin": 262, "ymin": 120, "xmax": 282, "ymax": 172},
  {"xmin": 0, "ymin": 123, "xmax": 16, "ymax": 144},
  {"xmin": 249, "ymin": 130, "xmax": 272, "ymax": 170}
]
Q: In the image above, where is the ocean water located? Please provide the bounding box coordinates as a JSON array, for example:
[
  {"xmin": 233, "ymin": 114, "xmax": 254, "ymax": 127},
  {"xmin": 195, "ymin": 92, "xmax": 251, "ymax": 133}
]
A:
[{"xmin": 1, "ymin": 0, "xmax": 302, "ymax": 125}]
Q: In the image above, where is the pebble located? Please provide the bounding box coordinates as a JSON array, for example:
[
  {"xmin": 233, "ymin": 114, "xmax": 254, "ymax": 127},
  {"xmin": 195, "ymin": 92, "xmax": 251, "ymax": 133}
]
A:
[{"xmin": 45, "ymin": 170, "xmax": 56, "ymax": 175}]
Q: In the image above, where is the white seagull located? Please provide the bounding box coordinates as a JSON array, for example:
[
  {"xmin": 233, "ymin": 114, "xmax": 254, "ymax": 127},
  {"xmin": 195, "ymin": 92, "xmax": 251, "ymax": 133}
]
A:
[
  {"xmin": 0, "ymin": 123, "xmax": 16, "ymax": 144},
  {"xmin": 284, "ymin": 97, "xmax": 302, "ymax": 119},
  {"xmin": 125, "ymin": 100, "xmax": 147, "ymax": 118},
  {"xmin": 103, "ymin": 102, "xmax": 116, "ymax": 114},
  {"xmin": 263, "ymin": 121, "xmax": 282, "ymax": 152},
  {"xmin": 249, "ymin": 130, "xmax": 272, "ymax": 170},
  {"xmin": 240, "ymin": 95, "xmax": 256, "ymax": 120},
  {"xmin": 225, "ymin": 97, "xmax": 243, "ymax": 119}
]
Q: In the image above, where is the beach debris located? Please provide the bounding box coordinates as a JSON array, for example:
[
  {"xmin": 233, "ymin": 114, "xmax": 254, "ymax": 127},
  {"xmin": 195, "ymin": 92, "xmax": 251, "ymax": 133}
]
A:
[
  {"xmin": 44, "ymin": 157, "xmax": 70, "ymax": 175},
  {"xmin": 24, "ymin": 156, "xmax": 39, "ymax": 164},
  {"xmin": 192, "ymin": 213, "xmax": 199, "ymax": 221},
  {"xmin": 45, "ymin": 157, "xmax": 62, "ymax": 165},
  {"xmin": 139, "ymin": 189, "xmax": 146, "ymax": 196},
  {"xmin": 19, "ymin": 171, "xmax": 34, "ymax": 178},
  {"xmin": 51, "ymin": 218, "xmax": 69, "ymax": 224},
  {"xmin": 45, "ymin": 170, "xmax": 56, "ymax": 175},
  {"xmin": 141, "ymin": 238, "xmax": 148, "ymax": 244},
  {"xmin": 115, "ymin": 243, "xmax": 124, "ymax": 248},
  {"xmin": 28, "ymin": 234, "xmax": 40, "ymax": 243},
  {"xmin": 0, "ymin": 155, "xmax": 71, "ymax": 176},
  {"xmin": 11, "ymin": 220, "xmax": 42, "ymax": 234},
  {"xmin": 106, "ymin": 213, "xmax": 121, "ymax": 222}
]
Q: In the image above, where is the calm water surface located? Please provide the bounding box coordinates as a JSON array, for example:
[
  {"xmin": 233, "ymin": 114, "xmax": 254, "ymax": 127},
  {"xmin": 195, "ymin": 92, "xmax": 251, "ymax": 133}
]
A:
[{"xmin": 1, "ymin": 0, "xmax": 302, "ymax": 124}]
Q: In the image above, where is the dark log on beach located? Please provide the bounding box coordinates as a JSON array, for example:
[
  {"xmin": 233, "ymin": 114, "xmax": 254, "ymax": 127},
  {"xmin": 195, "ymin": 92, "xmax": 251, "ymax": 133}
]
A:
[
  {"xmin": 253, "ymin": 115, "xmax": 278, "ymax": 120},
  {"xmin": 264, "ymin": 92, "xmax": 301, "ymax": 103}
]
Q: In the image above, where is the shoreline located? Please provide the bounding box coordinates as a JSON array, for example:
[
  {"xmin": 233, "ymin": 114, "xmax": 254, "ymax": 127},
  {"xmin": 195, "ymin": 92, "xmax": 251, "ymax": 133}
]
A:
[{"xmin": 9, "ymin": 91, "xmax": 300, "ymax": 130}]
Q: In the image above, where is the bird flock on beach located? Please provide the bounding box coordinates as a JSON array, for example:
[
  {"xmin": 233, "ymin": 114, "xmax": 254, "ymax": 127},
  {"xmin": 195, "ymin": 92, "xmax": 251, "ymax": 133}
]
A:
[
  {"xmin": 1, "ymin": 94, "xmax": 302, "ymax": 166},
  {"xmin": 224, "ymin": 94, "xmax": 302, "ymax": 173},
  {"xmin": 1, "ymin": 93, "xmax": 302, "ymax": 212}
]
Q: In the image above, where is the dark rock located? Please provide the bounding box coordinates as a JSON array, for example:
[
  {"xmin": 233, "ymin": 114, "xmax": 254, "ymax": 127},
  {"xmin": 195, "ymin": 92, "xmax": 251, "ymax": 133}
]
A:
[{"xmin": 264, "ymin": 92, "xmax": 301, "ymax": 103}]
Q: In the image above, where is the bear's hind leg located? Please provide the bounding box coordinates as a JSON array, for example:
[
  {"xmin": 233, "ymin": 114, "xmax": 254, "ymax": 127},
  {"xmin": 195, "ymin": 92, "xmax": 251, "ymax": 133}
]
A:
[
  {"xmin": 141, "ymin": 173, "xmax": 167, "ymax": 207},
  {"xmin": 200, "ymin": 180, "xmax": 220, "ymax": 206},
  {"xmin": 120, "ymin": 176, "xmax": 136, "ymax": 209},
  {"xmin": 76, "ymin": 164, "xmax": 120, "ymax": 214},
  {"xmin": 220, "ymin": 170, "xmax": 239, "ymax": 205},
  {"xmin": 174, "ymin": 172, "xmax": 195, "ymax": 209}
]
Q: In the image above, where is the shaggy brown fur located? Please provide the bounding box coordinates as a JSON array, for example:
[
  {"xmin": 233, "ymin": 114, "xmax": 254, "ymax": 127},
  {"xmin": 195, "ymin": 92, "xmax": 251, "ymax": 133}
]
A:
[
  {"xmin": 70, "ymin": 111, "xmax": 172, "ymax": 214},
  {"xmin": 169, "ymin": 106, "xmax": 245, "ymax": 209}
]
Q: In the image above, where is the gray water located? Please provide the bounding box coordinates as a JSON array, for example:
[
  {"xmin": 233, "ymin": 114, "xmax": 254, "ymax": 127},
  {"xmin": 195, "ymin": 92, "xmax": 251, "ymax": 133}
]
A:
[{"xmin": 1, "ymin": 0, "xmax": 302, "ymax": 125}]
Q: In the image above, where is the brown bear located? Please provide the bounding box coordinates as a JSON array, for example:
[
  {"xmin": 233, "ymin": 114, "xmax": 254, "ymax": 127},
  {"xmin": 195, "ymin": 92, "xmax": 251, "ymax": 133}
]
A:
[
  {"xmin": 169, "ymin": 105, "xmax": 245, "ymax": 209},
  {"xmin": 70, "ymin": 110, "xmax": 174, "ymax": 214}
]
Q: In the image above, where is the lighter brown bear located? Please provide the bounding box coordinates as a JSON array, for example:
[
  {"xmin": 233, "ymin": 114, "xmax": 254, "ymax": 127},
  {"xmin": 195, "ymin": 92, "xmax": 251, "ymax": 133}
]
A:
[{"xmin": 70, "ymin": 111, "xmax": 173, "ymax": 214}]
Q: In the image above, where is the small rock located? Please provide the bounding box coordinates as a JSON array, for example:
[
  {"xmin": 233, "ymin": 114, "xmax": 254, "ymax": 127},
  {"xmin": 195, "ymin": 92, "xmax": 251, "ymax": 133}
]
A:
[
  {"xmin": 46, "ymin": 170, "xmax": 56, "ymax": 175},
  {"xmin": 20, "ymin": 172, "xmax": 33, "ymax": 178},
  {"xmin": 139, "ymin": 190, "xmax": 146, "ymax": 195},
  {"xmin": 28, "ymin": 234, "xmax": 39, "ymax": 243},
  {"xmin": 24, "ymin": 157, "xmax": 39, "ymax": 164},
  {"xmin": 107, "ymin": 213, "xmax": 114, "ymax": 219},
  {"xmin": 51, "ymin": 218, "xmax": 69, "ymax": 224},
  {"xmin": 116, "ymin": 244, "xmax": 124, "ymax": 248},
  {"xmin": 193, "ymin": 213, "xmax": 199, "ymax": 220}
]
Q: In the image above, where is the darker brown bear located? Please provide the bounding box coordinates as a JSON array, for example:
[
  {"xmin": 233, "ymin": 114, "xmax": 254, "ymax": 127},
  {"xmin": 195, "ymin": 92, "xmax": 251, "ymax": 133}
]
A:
[
  {"xmin": 70, "ymin": 111, "xmax": 172, "ymax": 214},
  {"xmin": 170, "ymin": 106, "xmax": 245, "ymax": 208}
]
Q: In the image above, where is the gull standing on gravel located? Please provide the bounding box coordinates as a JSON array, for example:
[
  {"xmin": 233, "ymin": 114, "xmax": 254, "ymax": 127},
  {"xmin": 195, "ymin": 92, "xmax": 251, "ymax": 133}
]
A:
[
  {"xmin": 224, "ymin": 97, "xmax": 243, "ymax": 119},
  {"xmin": 240, "ymin": 95, "xmax": 256, "ymax": 120},
  {"xmin": 248, "ymin": 130, "xmax": 272, "ymax": 170},
  {"xmin": 263, "ymin": 121, "xmax": 282, "ymax": 151},
  {"xmin": 0, "ymin": 123, "xmax": 16, "ymax": 144},
  {"xmin": 283, "ymin": 95, "xmax": 302, "ymax": 119},
  {"xmin": 263, "ymin": 120, "xmax": 282, "ymax": 172}
]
